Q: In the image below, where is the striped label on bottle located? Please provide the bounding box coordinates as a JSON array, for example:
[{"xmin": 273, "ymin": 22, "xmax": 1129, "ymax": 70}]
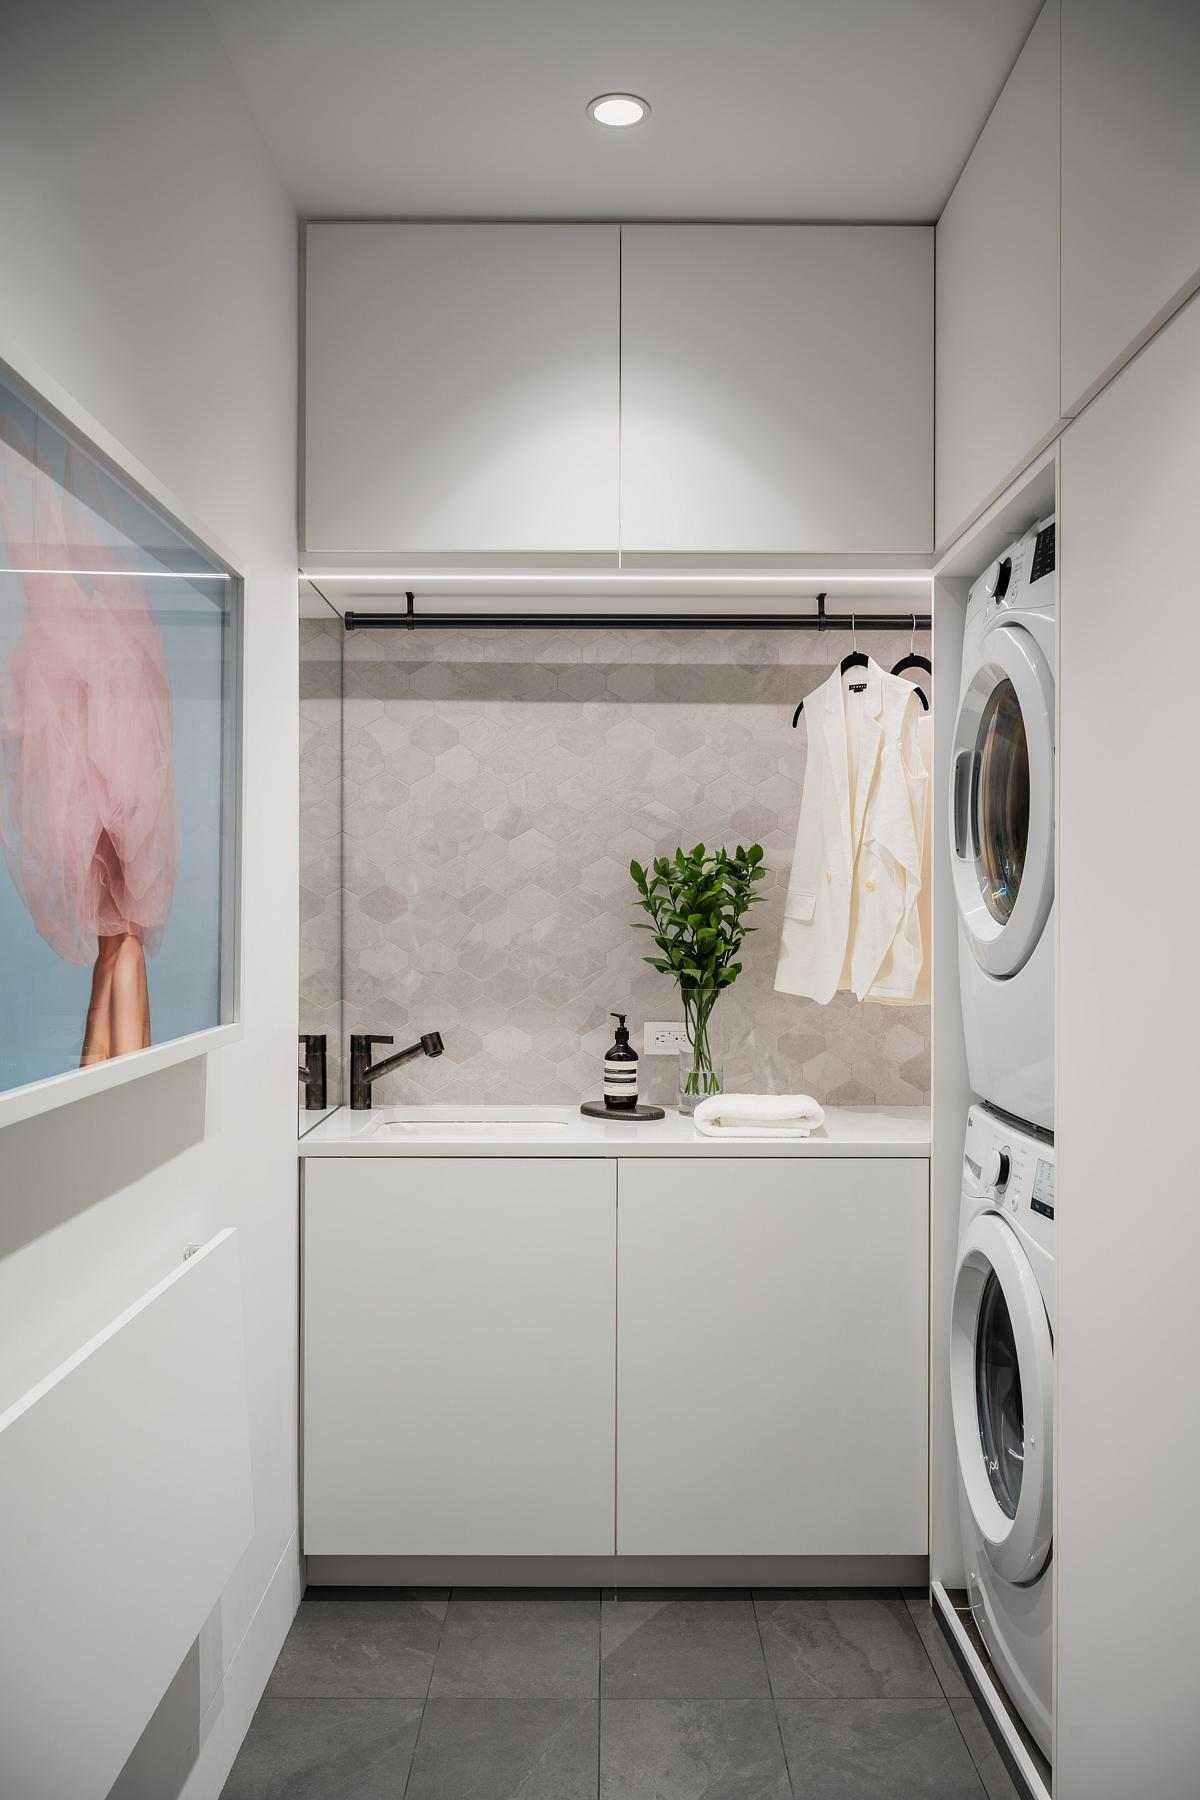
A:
[{"xmin": 604, "ymin": 1059, "xmax": 638, "ymax": 1101}]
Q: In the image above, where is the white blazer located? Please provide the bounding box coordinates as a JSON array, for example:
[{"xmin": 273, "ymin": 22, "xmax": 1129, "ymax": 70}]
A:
[
  {"xmin": 775, "ymin": 658, "xmax": 929, "ymax": 1005},
  {"xmin": 866, "ymin": 706, "xmax": 932, "ymax": 1005}
]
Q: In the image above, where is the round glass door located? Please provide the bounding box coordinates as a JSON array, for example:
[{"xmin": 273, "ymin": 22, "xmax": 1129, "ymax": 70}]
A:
[
  {"xmin": 950, "ymin": 623, "xmax": 1054, "ymax": 978},
  {"xmin": 951, "ymin": 1212, "xmax": 1053, "ymax": 1584},
  {"xmin": 975, "ymin": 1269, "xmax": 1024, "ymax": 1518},
  {"xmin": 975, "ymin": 679, "xmax": 1029, "ymax": 926}
]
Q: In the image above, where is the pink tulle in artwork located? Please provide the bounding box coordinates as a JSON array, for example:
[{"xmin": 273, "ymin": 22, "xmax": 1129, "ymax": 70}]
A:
[{"xmin": 0, "ymin": 423, "xmax": 178, "ymax": 1061}]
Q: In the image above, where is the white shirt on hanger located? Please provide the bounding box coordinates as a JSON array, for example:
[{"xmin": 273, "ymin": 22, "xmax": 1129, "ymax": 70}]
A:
[{"xmin": 774, "ymin": 657, "xmax": 929, "ymax": 1005}]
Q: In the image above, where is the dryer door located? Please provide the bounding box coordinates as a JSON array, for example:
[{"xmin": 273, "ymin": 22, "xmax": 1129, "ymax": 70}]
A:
[
  {"xmin": 951, "ymin": 1211, "xmax": 1053, "ymax": 1585},
  {"xmin": 950, "ymin": 621, "xmax": 1054, "ymax": 978}
]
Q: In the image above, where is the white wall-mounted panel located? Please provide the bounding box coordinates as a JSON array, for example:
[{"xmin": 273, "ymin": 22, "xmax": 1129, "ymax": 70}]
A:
[
  {"xmin": 0, "ymin": 7, "xmax": 302, "ymax": 1793},
  {"xmin": 929, "ymin": 573, "xmax": 970, "ymax": 1590},
  {"xmin": 619, "ymin": 225, "xmax": 933, "ymax": 555},
  {"xmin": 303, "ymin": 1157, "xmax": 616, "ymax": 1554},
  {"xmin": 1061, "ymin": 0, "xmax": 1200, "ymax": 415},
  {"xmin": 305, "ymin": 222, "xmax": 619, "ymax": 554},
  {"xmin": 616, "ymin": 1157, "xmax": 928, "ymax": 1555},
  {"xmin": 1056, "ymin": 293, "xmax": 1200, "ymax": 1797},
  {"xmin": 0, "ymin": 1230, "xmax": 253, "ymax": 1800},
  {"xmin": 935, "ymin": 0, "xmax": 1061, "ymax": 552}
]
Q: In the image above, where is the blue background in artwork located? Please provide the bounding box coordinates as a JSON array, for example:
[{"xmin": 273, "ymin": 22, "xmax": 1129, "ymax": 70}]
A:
[{"xmin": 0, "ymin": 574, "xmax": 226, "ymax": 1092}]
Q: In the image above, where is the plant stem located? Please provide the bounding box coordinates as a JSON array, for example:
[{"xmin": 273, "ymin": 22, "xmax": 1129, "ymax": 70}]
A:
[{"xmin": 682, "ymin": 987, "xmax": 721, "ymax": 1097}]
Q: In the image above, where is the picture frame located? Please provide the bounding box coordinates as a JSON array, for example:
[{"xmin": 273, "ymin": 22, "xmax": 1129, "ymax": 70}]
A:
[{"xmin": 0, "ymin": 339, "xmax": 243, "ymax": 1130}]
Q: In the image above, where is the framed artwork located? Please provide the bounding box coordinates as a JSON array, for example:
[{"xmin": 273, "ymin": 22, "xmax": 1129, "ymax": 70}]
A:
[{"xmin": 0, "ymin": 353, "xmax": 241, "ymax": 1128}]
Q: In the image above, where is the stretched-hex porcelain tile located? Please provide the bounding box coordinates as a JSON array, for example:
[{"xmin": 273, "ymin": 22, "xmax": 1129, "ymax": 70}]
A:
[{"xmin": 304, "ymin": 623, "xmax": 931, "ymax": 1109}]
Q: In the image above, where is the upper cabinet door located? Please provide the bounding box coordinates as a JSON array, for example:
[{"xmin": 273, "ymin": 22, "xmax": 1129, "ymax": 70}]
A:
[
  {"xmin": 619, "ymin": 226, "xmax": 933, "ymax": 556},
  {"xmin": 304, "ymin": 223, "xmax": 619, "ymax": 555},
  {"xmin": 1061, "ymin": 0, "xmax": 1200, "ymax": 416},
  {"xmin": 935, "ymin": 0, "xmax": 1061, "ymax": 552}
]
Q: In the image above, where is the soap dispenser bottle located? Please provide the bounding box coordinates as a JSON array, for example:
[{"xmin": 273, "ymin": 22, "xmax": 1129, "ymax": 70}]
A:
[{"xmin": 603, "ymin": 1013, "xmax": 639, "ymax": 1112}]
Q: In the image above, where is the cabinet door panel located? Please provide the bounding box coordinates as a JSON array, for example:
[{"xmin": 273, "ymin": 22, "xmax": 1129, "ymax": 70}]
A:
[
  {"xmin": 619, "ymin": 226, "xmax": 933, "ymax": 555},
  {"xmin": 1061, "ymin": 0, "xmax": 1200, "ymax": 414},
  {"xmin": 303, "ymin": 1157, "xmax": 616, "ymax": 1555},
  {"xmin": 935, "ymin": 0, "xmax": 1061, "ymax": 549},
  {"xmin": 1056, "ymin": 293, "xmax": 1200, "ymax": 1798},
  {"xmin": 305, "ymin": 223, "xmax": 619, "ymax": 554},
  {"xmin": 617, "ymin": 1158, "xmax": 928, "ymax": 1556}
]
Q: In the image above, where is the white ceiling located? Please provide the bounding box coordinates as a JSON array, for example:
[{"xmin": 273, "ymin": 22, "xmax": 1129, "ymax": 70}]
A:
[{"xmin": 211, "ymin": 0, "xmax": 1043, "ymax": 222}]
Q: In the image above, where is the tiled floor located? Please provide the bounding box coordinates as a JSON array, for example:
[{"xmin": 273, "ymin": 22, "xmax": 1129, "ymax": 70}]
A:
[{"xmin": 221, "ymin": 1587, "xmax": 1023, "ymax": 1800}]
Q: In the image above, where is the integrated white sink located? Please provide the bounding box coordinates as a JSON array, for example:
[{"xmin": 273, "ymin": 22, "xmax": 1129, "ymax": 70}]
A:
[{"xmin": 373, "ymin": 1116, "xmax": 570, "ymax": 1139}]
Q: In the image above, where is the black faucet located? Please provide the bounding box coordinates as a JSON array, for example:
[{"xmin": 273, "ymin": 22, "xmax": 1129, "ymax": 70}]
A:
[
  {"xmin": 350, "ymin": 1031, "xmax": 444, "ymax": 1109},
  {"xmin": 299, "ymin": 1033, "xmax": 327, "ymax": 1111}
]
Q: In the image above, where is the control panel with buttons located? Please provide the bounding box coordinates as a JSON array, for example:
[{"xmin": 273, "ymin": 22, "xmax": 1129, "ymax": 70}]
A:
[{"xmin": 963, "ymin": 1106, "xmax": 1055, "ymax": 1232}]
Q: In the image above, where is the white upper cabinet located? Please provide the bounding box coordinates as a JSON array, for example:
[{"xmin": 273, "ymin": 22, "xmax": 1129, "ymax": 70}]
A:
[
  {"xmin": 935, "ymin": 0, "xmax": 1061, "ymax": 551},
  {"xmin": 618, "ymin": 226, "xmax": 933, "ymax": 557},
  {"xmin": 1061, "ymin": 0, "xmax": 1200, "ymax": 416},
  {"xmin": 304, "ymin": 223, "xmax": 620, "ymax": 555}
]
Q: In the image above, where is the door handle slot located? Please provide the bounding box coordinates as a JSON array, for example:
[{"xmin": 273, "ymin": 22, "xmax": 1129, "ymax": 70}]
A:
[{"xmin": 953, "ymin": 749, "xmax": 976, "ymax": 859}]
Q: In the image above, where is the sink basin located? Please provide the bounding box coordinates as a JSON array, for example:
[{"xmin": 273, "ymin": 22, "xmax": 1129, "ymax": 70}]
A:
[{"xmin": 374, "ymin": 1118, "xmax": 570, "ymax": 1138}]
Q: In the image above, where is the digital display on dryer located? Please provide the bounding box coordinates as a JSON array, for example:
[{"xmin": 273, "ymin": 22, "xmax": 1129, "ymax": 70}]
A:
[
  {"xmin": 1029, "ymin": 522, "xmax": 1055, "ymax": 583},
  {"xmin": 1031, "ymin": 1159, "xmax": 1055, "ymax": 1219}
]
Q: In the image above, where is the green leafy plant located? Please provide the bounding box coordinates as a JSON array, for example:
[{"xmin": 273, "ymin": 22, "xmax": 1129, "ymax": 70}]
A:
[{"xmin": 629, "ymin": 843, "xmax": 768, "ymax": 1105}]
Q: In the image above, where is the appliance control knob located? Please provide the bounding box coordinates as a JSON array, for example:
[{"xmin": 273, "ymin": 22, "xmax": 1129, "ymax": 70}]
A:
[
  {"xmin": 982, "ymin": 1146, "xmax": 1011, "ymax": 1189},
  {"xmin": 983, "ymin": 557, "xmax": 1013, "ymax": 601}
]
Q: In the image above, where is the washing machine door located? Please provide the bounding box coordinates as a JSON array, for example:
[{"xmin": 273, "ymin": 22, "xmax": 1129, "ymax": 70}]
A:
[
  {"xmin": 950, "ymin": 621, "xmax": 1054, "ymax": 978},
  {"xmin": 951, "ymin": 1211, "xmax": 1053, "ymax": 1585}
]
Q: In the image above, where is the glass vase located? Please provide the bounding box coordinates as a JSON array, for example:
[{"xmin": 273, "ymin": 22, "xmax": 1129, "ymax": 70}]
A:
[{"xmin": 678, "ymin": 987, "xmax": 722, "ymax": 1116}]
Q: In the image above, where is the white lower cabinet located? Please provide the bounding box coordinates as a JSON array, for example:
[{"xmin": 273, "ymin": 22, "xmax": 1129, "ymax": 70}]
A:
[
  {"xmin": 303, "ymin": 1157, "xmax": 617, "ymax": 1555},
  {"xmin": 303, "ymin": 1153, "xmax": 929, "ymax": 1561},
  {"xmin": 616, "ymin": 1158, "xmax": 929, "ymax": 1556}
]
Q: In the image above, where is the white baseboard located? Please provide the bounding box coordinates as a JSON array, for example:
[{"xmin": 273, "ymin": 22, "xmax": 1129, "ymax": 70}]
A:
[{"xmin": 179, "ymin": 1531, "xmax": 303, "ymax": 1800}]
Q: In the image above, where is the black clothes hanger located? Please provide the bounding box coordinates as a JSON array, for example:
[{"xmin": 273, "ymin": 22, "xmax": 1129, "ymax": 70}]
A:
[
  {"xmin": 891, "ymin": 615, "xmax": 931, "ymax": 710},
  {"xmin": 792, "ymin": 606, "xmax": 869, "ymax": 728}
]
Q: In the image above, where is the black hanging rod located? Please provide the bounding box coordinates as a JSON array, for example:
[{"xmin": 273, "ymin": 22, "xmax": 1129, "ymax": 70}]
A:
[{"xmin": 343, "ymin": 592, "xmax": 931, "ymax": 633}]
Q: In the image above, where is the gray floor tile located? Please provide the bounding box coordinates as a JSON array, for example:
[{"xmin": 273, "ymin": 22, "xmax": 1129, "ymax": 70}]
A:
[
  {"xmin": 219, "ymin": 1697, "xmax": 422, "ymax": 1800},
  {"xmin": 755, "ymin": 1589, "xmax": 943, "ymax": 1698},
  {"xmin": 600, "ymin": 1698, "xmax": 791, "ymax": 1800},
  {"xmin": 265, "ymin": 1595, "xmax": 446, "ymax": 1698},
  {"xmin": 903, "ymin": 1593, "xmax": 970, "ymax": 1699},
  {"xmin": 950, "ymin": 1697, "xmax": 1024, "ymax": 1800},
  {"xmin": 428, "ymin": 1593, "xmax": 600, "ymax": 1698},
  {"xmin": 776, "ymin": 1697, "xmax": 986, "ymax": 1800},
  {"xmin": 601, "ymin": 1596, "xmax": 771, "ymax": 1699},
  {"xmin": 404, "ymin": 1697, "xmax": 598, "ymax": 1800},
  {"xmin": 612, "ymin": 1588, "xmax": 752, "ymax": 1602}
]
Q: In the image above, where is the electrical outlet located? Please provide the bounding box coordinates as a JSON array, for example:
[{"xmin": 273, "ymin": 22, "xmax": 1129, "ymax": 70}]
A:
[{"xmin": 644, "ymin": 1021, "xmax": 687, "ymax": 1056}]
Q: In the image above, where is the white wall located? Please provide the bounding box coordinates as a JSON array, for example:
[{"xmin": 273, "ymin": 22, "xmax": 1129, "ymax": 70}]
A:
[{"xmin": 0, "ymin": 4, "xmax": 300, "ymax": 1795}]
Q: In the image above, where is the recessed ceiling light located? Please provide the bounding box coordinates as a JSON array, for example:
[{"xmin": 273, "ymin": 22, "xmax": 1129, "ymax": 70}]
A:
[{"xmin": 587, "ymin": 93, "xmax": 650, "ymax": 128}]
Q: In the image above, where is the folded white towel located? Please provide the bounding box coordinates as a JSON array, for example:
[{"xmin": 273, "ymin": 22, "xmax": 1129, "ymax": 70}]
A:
[{"xmin": 691, "ymin": 1093, "xmax": 826, "ymax": 1138}]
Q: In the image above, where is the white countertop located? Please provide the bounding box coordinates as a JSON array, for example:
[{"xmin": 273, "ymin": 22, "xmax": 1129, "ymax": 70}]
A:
[{"xmin": 298, "ymin": 1103, "xmax": 930, "ymax": 1158}]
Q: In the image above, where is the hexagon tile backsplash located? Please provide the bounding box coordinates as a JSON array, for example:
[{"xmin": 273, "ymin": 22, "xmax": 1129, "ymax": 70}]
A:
[{"xmin": 300, "ymin": 617, "xmax": 931, "ymax": 1110}]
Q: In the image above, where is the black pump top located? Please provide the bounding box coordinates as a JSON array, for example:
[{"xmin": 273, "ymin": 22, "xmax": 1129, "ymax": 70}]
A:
[{"xmin": 610, "ymin": 1011, "xmax": 630, "ymax": 1044}]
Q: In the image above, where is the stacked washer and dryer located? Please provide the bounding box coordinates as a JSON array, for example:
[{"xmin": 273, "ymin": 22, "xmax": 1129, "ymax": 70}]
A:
[{"xmin": 948, "ymin": 516, "xmax": 1057, "ymax": 1758}]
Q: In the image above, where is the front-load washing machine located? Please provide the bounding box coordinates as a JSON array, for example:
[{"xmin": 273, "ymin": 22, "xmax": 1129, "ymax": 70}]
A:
[
  {"xmin": 951, "ymin": 515, "xmax": 1056, "ymax": 1131},
  {"xmin": 952, "ymin": 1104, "xmax": 1055, "ymax": 1758}
]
